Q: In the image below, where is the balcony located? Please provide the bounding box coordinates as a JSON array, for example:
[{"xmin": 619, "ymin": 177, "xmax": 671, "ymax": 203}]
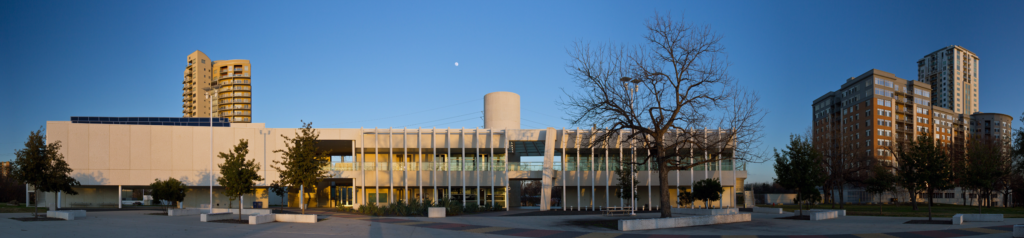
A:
[
  {"xmin": 233, "ymin": 68, "xmax": 243, "ymax": 72},
  {"xmin": 219, "ymin": 74, "xmax": 250, "ymax": 79}
]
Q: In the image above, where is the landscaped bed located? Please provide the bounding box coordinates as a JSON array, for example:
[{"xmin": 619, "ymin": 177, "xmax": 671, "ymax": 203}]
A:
[{"xmin": 769, "ymin": 204, "xmax": 1024, "ymax": 218}]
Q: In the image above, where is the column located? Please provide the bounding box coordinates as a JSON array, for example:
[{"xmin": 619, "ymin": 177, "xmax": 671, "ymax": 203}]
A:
[
  {"xmin": 118, "ymin": 185, "xmax": 122, "ymax": 209},
  {"xmin": 540, "ymin": 127, "xmax": 556, "ymax": 211}
]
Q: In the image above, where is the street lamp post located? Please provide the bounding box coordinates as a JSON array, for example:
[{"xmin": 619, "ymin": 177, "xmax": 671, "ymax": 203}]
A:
[
  {"xmin": 203, "ymin": 87, "xmax": 216, "ymax": 213},
  {"xmin": 619, "ymin": 77, "xmax": 641, "ymax": 216}
]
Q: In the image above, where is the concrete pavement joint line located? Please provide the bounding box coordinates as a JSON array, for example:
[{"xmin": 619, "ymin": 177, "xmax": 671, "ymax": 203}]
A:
[{"xmin": 330, "ymin": 212, "xmax": 1015, "ymax": 238}]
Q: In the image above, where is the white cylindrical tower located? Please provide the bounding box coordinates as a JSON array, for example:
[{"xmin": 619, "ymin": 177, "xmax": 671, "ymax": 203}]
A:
[{"xmin": 484, "ymin": 92, "xmax": 520, "ymax": 129}]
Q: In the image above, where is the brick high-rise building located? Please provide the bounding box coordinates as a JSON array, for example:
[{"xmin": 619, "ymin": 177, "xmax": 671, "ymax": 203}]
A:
[{"xmin": 812, "ymin": 69, "xmax": 960, "ymax": 170}]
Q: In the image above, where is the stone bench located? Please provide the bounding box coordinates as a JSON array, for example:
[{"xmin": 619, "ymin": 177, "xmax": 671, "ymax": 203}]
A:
[
  {"xmin": 809, "ymin": 210, "xmax": 838, "ymax": 221},
  {"xmin": 618, "ymin": 213, "xmax": 751, "ymax": 231},
  {"xmin": 952, "ymin": 214, "xmax": 1003, "ymax": 225},
  {"xmin": 200, "ymin": 212, "xmax": 235, "ymax": 222},
  {"xmin": 274, "ymin": 214, "xmax": 317, "ymax": 223},
  {"xmin": 46, "ymin": 211, "xmax": 78, "ymax": 220},
  {"xmin": 249, "ymin": 214, "xmax": 275, "ymax": 225},
  {"xmin": 751, "ymin": 207, "xmax": 783, "ymax": 214},
  {"xmin": 428, "ymin": 207, "xmax": 445, "ymax": 218},
  {"xmin": 168, "ymin": 208, "xmax": 208, "ymax": 216},
  {"xmin": 212, "ymin": 208, "xmax": 273, "ymax": 215},
  {"xmin": 671, "ymin": 208, "xmax": 738, "ymax": 215},
  {"xmin": 809, "ymin": 209, "xmax": 846, "ymax": 216},
  {"xmin": 1012, "ymin": 224, "xmax": 1023, "ymax": 238}
]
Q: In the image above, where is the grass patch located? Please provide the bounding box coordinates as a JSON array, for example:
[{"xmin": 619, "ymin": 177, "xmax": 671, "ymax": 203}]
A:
[
  {"xmin": 769, "ymin": 204, "xmax": 1024, "ymax": 218},
  {"xmin": 0, "ymin": 204, "xmax": 49, "ymax": 214}
]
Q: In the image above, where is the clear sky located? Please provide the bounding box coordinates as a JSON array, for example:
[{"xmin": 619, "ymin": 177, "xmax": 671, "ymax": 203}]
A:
[{"xmin": 2, "ymin": 0, "xmax": 1023, "ymax": 183}]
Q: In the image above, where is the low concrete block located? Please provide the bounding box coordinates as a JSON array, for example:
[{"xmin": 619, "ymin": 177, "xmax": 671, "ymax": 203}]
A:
[
  {"xmin": 955, "ymin": 214, "xmax": 1003, "ymax": 222},
  {"xmin": 671, "ymin": 208, "xmax": 738, "ymax": 215},
  {"xmin": 751, "ymin": 207, "xmax": 783, "ymax": 214},
  {"xmin": 212, "ymin": 208, "xmax": 273, "ymax": 215},
  {"xmin": 952, "ymin": 214, "xmax": 963, "ymax": 225},
  {"xmin": 618, "ymin": 213, "xmax": 751, "ymax": 231},
  {"xmin": 200, "ymin": 212, "xmax": 235, "ymax": 222},
  {"xmin": 809, "ymin": 209, "xmax": 845, "ymax": 216},
  {"xmin": 168, "ymin": 208, "xmax": 209, "ymax": 216},
  {"xmin": 46, "ymin": 211, "xmax": 75, "ymax": 220},
  {"xmin": 249, "ymin": 214, "xmax": 275, "ymax": 225},
  {"xmin": 1012, "ymin": 224, "xmax": 1023, "ymax": 238},
  {"xmin": 59, "ymin": 210, "xmax": 87, "ymax": 218},
  {"xmin": 809, "ymin": 211, "xmax": 838, "ymax": 221},
  {"xmin": 428, "ymin": 207, "xmax": 446, "ymax": 218},
  {"xmin": 274, "ymin": 214, "xmax": 317, "ymax": 223}
]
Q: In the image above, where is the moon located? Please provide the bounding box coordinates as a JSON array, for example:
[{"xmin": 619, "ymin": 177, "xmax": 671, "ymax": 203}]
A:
[{"xmin": 454, "ymin": 62, "xmax": 459, "ymax": 67}]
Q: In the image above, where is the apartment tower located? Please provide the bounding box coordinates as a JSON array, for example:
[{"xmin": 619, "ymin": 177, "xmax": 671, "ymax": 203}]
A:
[
  {"xmin": 182, "ymin": 50, "xmax": 252, "ymax": 123},
  {"xmin": 812, "ymin": 69, "xmax": 957, "ymax": 173},
  {"xmin": 917, "ymin": 45, "xmax": 979, "ymax": 115}
]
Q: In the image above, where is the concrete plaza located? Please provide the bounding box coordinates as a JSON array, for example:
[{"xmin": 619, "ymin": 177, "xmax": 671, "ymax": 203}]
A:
[{"xmin": 0, "ymin": 208, "xmax": 1020, "ymax": 238}]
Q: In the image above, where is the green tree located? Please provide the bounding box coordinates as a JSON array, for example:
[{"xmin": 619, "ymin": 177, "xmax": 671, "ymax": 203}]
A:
[
  {"xmin": 218, "ymin": 139, "xmax": 263, "ymax": 220},
  {"xmin": 773, "ymin": 135, "xmax": 825, "ymax": 216},
  {"xmin": 864, "ymin": 164, "xmax": 897, "ymax": 215},
  {"xmin": 272, "ymin": 121, "xmax": 330, "ymax": 214},
  {"xmin": 150, "ymin": 178, "xmax": 188, "ymax": 209},
  {"xmin": 614, "ymin": 162, "xmax": 639, "ymax": 208},
  {"xmin": 269, "ymin": 181, "xmax": 285, "ymax": 211},
  {"xmin": 964, "ymin": 137, "xmax": 1011, "ymax": 212},
  {"xmin": 890, "ymin": 135, "xmax": 953, "ymax": 220},
  {"xmin": 11, "ymin": 128, "xmax": 80, "ymax": 217},
  {"xmin": 676, "ymin": 189, "xmax": 694, "ymax": 208},
  {"xmin": 692, "ymin": 178, "xmax": 723, "ymax": 209}
]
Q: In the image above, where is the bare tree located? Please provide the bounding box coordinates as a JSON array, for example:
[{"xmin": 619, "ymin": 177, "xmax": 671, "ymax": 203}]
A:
[
  {"xmin": 820, "ymin": 151, "xmax": 874, "ymax": 209},
  {"xmin": 562, "ymin": 13, "xmax": 766, "ymax": 218}
]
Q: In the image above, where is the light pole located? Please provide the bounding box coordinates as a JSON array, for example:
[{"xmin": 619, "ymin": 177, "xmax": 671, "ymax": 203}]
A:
[
  {"xmin": 619, "ymin": 77, "xmax": 640, "ymax": 215},
  {"xmin": 203, "ymin": 86, "xmax": 216, "ymax": 213}
]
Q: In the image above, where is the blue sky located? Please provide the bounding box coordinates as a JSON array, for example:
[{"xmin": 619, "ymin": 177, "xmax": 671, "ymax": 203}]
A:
[{"xmin": 2, "ymin": 0, "xmax": 1023, "ymax": 183}]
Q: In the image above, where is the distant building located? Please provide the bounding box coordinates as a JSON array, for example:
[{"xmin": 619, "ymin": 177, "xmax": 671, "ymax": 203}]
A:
[
  {"xmin": 0, "ymin": 161, "xmax": 10, "ymax": 176},
  {"xmin": 183, "ymin": 50, "xmax": 252, "ymax": 123},
  {"xmin": 917, "ymin": 45, "xmax": 980, "ymax": 115}
]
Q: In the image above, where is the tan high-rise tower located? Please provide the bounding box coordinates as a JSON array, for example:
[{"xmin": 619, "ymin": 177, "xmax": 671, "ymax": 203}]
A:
[
  {"xmin": 917, "ymin": 45, "xmax": 979, "ymax": 115},
  {"xmin": 182, "ymin": 50, "xmax": 252, "ymax": 123}
]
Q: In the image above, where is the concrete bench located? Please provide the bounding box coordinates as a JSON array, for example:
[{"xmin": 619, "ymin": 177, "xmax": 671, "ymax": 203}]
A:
[
  {"xmin": 57, "ymin": 210, "xmax": 87, "ymax": 218},
  {"xmin": 1012, "ymin": 224, "xmax": 1023, "ymax": 238},
  {"xmin": 46, "ymin": 211, "xmax": 76, "ymax": 220},
  {"xmin": 809, "ymin": 209, "xmax": 845, "ymax": 216},
  {"xmin": 212, "ymin": 208, "xmax": 273, "ymax": 215},
  {"xmin": 751, "ymin": 207, "xmax": 783, "ymax": 214},
  {"xmin": 618, "ymin": 214, "xmax": 751, "ymax": 231},
  {"xmin": 428, "ymin": 207, "xmax": 445, "ymax": 218},
  {"xmin": 200, "ymin": 212, "xmax": 235, "ymax": 222},
  {"xmin": 249, "ymin": 214, "xmax": 275, "ymax": 225},
  {"xmin": 809, "ymin": 210, "xmax": 838, "ymax": 221},
  {"xmin": 274, "ymin": 214, "xmax": 317, "ymax": 223},
  {"xmin": 672, "ymin": 208, "xmax": 738, "ymax": 215},
  {"xmin": 168, "ymin": 208, "xmax": 208, "ymax": 216},
  {"xmin": 952, "ymin": 213, "xmax": 1003, "ymax": 224}
]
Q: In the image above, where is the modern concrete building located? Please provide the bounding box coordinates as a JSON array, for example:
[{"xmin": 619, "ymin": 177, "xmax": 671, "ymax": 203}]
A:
[
  {"xmin": 39, "ymin": 92, "xmax": 747, "ymax": 211},
  {"xmin": 183, "ymin": 50, "xmax": 252, "ymax": 123},
  {"xmin": 918, "ymin": 45, "xmax": 980, "ymax": 115}
]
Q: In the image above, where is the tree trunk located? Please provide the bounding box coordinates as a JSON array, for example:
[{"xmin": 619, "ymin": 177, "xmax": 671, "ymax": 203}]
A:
[
  {"xmin": 927, "ymin": 189, "xmax": 933, "ymax": 221},
  {"xmin": 239, "ymin": 198, "xmax": 243, "ymax": 221},
  {"xmin": 33, "ymin": 188, "xmax": 39, "ymax": 218},
  {"xmin": 838, "ymin": 181, "xmax": 845, "ymax": 209},
  {"xmin": 913, "ymin": 187, "xmax": 921, "ymax": 210},
  {"xmin": 878, "ymin": 193, "xmax": 882, "ymax": 215},
  {"xmin": 796, "ymin": 188, "xmax": 802, "ymax": 217},
  {"xmin": 658, "ymin": 163, "xmax": 671, "ymax": 218}
]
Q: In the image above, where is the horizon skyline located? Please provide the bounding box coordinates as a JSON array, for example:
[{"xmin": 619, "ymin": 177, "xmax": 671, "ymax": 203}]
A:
[{"xmin": 3, "ymin": 1, "xmax": 1024, "ymax": 184}]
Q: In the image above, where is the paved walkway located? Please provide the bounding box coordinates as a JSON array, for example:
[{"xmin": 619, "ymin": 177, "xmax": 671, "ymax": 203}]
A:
[{"xmin": 1, "ymin": 208, "xmax": 1020, "ymax": 238}]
